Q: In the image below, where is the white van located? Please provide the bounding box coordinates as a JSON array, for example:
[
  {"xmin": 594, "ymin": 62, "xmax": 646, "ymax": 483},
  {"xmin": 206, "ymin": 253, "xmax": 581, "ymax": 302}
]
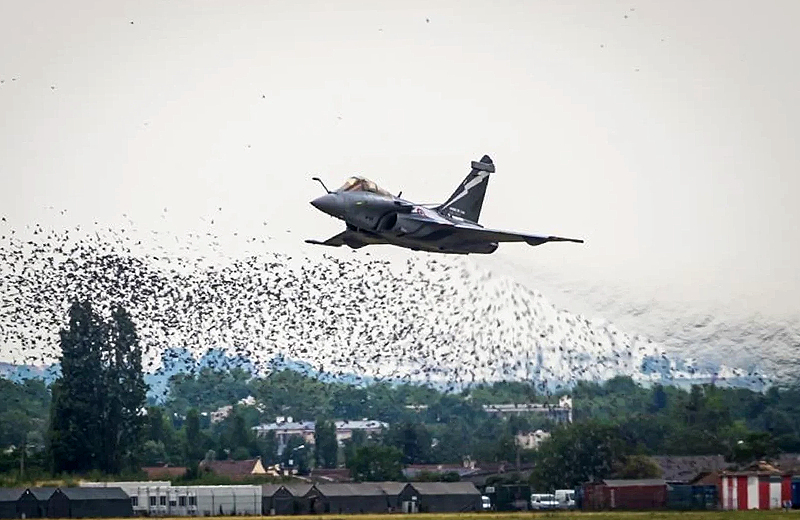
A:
[
  {"xmin": 554, "ymin": 489, "xmax": 576, "ymax": 509},
  {"xmin": 481, "ymin": 495, "xmax": 492, "ymax": 510},
  {"xmin": 530, "ymin": 493, "xmax": 559, "ymax": 510}
]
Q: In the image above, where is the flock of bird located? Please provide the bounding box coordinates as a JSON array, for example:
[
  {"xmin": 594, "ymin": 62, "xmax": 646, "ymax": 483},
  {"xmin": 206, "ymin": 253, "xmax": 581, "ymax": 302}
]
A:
[{"xmin": 0, "ymin": 213, "xmax": 764, "ymax": 400}]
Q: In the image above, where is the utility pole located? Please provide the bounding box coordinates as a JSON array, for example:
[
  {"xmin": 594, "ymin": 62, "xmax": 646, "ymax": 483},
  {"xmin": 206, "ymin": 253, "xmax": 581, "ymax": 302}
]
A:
[{"xmin": 19, "ymin": 429, "xmax": 37, "ymax": 481}]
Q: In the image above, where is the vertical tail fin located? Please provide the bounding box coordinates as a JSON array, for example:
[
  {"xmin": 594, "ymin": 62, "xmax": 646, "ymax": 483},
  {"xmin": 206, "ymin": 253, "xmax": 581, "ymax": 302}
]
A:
[{"xmin": 437, "ymin": 154, "xmax": 494, "ymax": 223}]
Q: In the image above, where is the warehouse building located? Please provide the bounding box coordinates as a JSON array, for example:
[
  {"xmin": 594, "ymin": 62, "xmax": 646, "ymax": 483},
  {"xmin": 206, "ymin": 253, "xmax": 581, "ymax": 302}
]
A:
[
  {"xmin": 0, "ymin": 489, "xmax": 22, "ymax": 519},
  {"xmin": 26, "ymin": 488, "xmax": 58, "ymax": 518},
  {"xmin": 411, "ymin": 482, "xmax": 483, "ymax": 512},
  {"xmin": 376, "ymin": 482, "xmax": 420, "ymax": 513},
  {"xmin": 313, "ymin": 483, "xmax": 388, "ymax": 514},
  {"xmin": 261, "ymin": 485, "xmax": 294, "ymax": 516},
  {"xmin": 20, "ymin": 479, "xmax": 485, "ymax": 517},
  {"xmin": 282, "ymin": 484, "xmax": 315, "ymax": 515},
  {"xmin": 16, "ymin": 488, "xmax": 45, "ymax": 519},
  {"xmin": 46, "ymin": 487, "xmax": 133, "ymax": 518}
]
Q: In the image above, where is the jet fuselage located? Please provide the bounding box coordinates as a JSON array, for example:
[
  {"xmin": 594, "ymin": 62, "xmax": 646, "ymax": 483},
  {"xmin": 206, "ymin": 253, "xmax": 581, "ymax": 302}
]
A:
[{"xmin": 310, "ymin": 191, "xmax": 498, "ymax": 254}]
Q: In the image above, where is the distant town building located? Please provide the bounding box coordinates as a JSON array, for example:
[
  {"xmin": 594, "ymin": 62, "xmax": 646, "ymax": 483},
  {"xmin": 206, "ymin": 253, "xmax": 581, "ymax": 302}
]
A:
[
  {"xmin": 251, "ymin": 417, "xmax": 316, "ymax": 455},
  {"xmin": 239, "ymin": 395, "xmax": 257, "ymax": 406},
  {"xmin": 252, "ymin": 417, "xmax": 387, "ymax": 455},
  {"xmin": 482, "ymin": 396, "xmax": 573, "ymax": 423},
  {"xmin": 334, "ymin": 419, "xmax": 386, "ymax": 444},
  {"xmin": 210, "ymin": 405, "xmax": 234, "ymax": 424},
  {"xmin": 209, "ymin": 396, "xmax": 262, "ymax": 424},
  {"xmin": 515, "ymin": 430, "xmax": 551, "ymax": 450}
]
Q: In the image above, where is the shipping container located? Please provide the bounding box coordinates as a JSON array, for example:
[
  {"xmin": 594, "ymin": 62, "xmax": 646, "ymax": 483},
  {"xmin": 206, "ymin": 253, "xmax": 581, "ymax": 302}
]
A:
[
  {"xmin": 668, "ymin": 485, "xmax": 694, "ymax": 510},
  {"xmin": 582, "ymin": 479, "xmax": 667, "ymax": 510},
  {"xmin": 791, "ymin": 479, "xmax": 800, "ymax": 509},
  {"xmin": 574, "ymin": 486, "xmax": 584, "ymax": 510},
  {"xmin": 693, "ymin": 484, "xmax": 719, "ymax": 509},
  {"xmin": 667, "ymin": 484, "xmax": 718, "ymax": 510}
]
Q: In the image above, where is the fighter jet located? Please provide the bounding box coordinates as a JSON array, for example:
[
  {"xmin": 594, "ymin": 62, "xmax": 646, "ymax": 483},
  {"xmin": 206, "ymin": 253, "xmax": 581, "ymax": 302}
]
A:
[{"xmin": 306, "ymin": 154, "xmax": 584, "ymax": 255}]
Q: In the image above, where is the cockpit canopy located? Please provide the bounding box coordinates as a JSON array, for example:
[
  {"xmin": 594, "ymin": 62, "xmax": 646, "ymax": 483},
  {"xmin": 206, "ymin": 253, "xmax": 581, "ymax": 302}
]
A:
[{"xmin": 335, "ymin": 176, "xmax": 393, "ymax": 197}]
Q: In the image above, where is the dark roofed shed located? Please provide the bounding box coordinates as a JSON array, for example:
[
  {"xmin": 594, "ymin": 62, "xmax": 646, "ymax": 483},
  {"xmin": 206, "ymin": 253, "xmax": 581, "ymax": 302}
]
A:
[
  {"xmin": 26, "ymin": 488, "xmax": 57, "ymax": 518},
  {"xmin": 651, "ymin": 455, "xmax": 729, "ymax": 484},
  {"xmin": 376, "ymin": 482, "xmax": 420, "ymax": 513},
  {"xmin": 16, "ymin": 488, "xmax": 43, "ymax": 519},
  {"xmin": 261, "ymin": 485, "xmax": 294, "ymax": 516},
  {"xmin": 314, "ymin": 483, "xmax": 388, "ymax": 514},
  {"xmin": 284, "ymin": 484, "xmax": 315, "ymax": 515},
  {"xmin": 411, "ymin": 482, "xmax": 482, "ymax": 512},
  {"xmin": 0, "ymin": 489, "xmax": 23, "ymax": 519},
  {"xmin": 56, "ymin": 487, "xmax": 133, "ymax": 518}
]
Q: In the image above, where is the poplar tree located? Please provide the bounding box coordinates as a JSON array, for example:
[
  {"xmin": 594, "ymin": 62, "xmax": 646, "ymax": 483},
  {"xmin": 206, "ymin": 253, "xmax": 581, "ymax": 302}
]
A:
[
  {"xmin": 49, "ymin": 299, "xmax": 148, "ymax": 474},
  {"xmin": 103, "ymin": 305, "xmax": 148, "ymax": 473},
  {"xmin": 49, "ymin": 300, "xmax": 105, "ymax": 472},
  {"xmin": 183, "ymin": 408, "xmax": 206, "ymax": 467}
]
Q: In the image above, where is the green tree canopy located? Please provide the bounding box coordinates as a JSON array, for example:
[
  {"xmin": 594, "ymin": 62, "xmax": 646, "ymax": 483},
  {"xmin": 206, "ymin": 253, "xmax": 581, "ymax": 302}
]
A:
[
  {"xmin": 314, "ymin": 419, "xmax": 338, "ymax": 469},
  {"xmin": 48, "ymin": 299, "xmax": 148, "ymax": 474}
]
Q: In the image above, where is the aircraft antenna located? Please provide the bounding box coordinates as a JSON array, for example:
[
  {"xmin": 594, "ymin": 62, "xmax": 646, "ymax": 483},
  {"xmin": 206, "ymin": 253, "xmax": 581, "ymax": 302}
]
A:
[{"xmin": 311, "ymin": 177, "xmax": 331, "ymax": 194}]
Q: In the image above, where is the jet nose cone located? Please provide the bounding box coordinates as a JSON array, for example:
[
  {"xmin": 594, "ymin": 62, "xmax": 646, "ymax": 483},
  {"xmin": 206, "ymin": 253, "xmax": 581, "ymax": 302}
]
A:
[{"xmin": 310, "ymin": 193, "xmax": 341, "ymax": 217}]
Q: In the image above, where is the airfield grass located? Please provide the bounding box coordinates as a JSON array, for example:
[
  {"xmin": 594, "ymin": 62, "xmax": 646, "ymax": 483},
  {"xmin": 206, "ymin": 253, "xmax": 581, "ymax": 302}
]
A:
[{"xmin": 97, "ymin": 512, "xmax": 800, "ymax": 520}]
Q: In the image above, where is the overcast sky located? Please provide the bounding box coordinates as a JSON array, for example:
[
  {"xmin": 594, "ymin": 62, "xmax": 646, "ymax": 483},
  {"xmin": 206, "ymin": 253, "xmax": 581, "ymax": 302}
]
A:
[{"xmin": 1, "ymin": 0, "xmax": 798, "ymax": 321}]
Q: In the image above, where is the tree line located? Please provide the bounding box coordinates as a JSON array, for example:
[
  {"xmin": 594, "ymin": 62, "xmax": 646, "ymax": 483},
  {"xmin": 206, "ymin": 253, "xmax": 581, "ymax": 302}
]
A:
[{"xmin": 3, "ymin": 298, "xmax": 800, "ymax": 487}]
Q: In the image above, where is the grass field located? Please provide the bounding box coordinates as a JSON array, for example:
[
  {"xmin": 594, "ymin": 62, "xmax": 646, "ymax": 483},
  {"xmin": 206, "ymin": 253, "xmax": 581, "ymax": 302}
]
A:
[{"xmin": 100, "ymin": 512, "xmax": 800, "ymax": 520}]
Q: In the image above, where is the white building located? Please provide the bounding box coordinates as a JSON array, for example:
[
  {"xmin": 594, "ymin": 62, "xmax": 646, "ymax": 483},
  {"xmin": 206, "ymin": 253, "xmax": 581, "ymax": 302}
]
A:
[
  {"xmin": 251, "ymin": 417, "xmax": 316, "ymax": 455},
  {"xmin": 80, "ymin": 482, "xmax": 262, "ymax": 516},
  {"xmin": 252, "ymin": 417, "xmax": 388, "ymax": 455},
  {"xmin": 333, "ymin": 420, "xmax": 387, "ymax": 444},
  {"xmin": 185, "ymin": 485, "xmax": 261, "ymax": 516},
  {"xmin": 483, "ymin": 396, "xmax": 573, "ymax": 423}
]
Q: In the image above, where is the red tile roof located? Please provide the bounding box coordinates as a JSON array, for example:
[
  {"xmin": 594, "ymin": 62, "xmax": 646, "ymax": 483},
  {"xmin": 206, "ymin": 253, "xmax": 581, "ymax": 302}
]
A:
[
  {"xmin": 310, "ymin": 468, "xmax": 352, "ymax": 482},
  {"xmin": 198, "ymin": 458, "xmax": 265, "ymax": 480},
  {"xmin": 141, "ymin": 466, "xmax": 188, "ymax": 479}
]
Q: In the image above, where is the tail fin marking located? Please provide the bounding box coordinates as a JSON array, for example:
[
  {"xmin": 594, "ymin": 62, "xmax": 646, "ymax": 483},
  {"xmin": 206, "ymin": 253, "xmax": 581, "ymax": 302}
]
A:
[{"xmin": 437, "ymin": 154, "xmax": 494, "ymax": 223}]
